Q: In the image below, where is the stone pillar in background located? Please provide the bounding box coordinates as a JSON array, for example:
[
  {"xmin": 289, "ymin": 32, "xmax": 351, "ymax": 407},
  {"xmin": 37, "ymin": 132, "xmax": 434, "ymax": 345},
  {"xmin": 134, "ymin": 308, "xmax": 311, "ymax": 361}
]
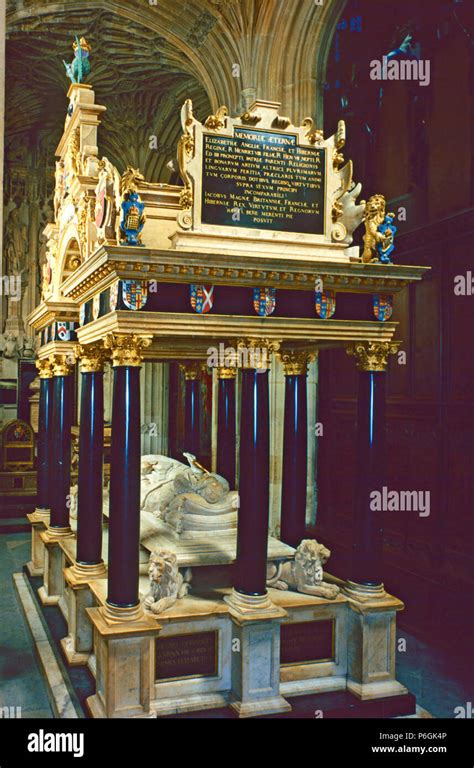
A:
[{"xmin": 140, "ymin": 361, "xmax": 169, "ymax": 455}]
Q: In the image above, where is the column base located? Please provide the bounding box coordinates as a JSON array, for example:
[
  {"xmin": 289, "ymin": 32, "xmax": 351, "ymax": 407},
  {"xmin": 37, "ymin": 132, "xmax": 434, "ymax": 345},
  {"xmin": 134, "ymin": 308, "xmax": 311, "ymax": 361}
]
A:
[
  {"xmin": 85, "ymin": 606, "xmax": 161, "ymax": 718},
  {"xmin": 70, "ymin": 561, "xmax": 107, "ymax": 581},
  {"xmin": 60, "ymin": 636, "xmax": 91, "ymax": 667},
  {"xmin": 38, "ymin": 586, "xmax": 60, "ymax": 606},
  {"xmin": 230, "ymin": 696, "xmax": 292, "ymax": 718},
  {"xmin": 347, "ymin": 680, "xmax": 408, "ymax": 701},
  {"xmin": 26, "ymin": 510, "xmax": 51, "ymax": 576},
  {"xmin": 224, "ymin": 588, "xmax": 285, "ymax": 618},
  {"xmin": 86, "ymin": 694, "xmax": 157, "ymax": 719},
  {"xmin": 61, "ymin": 566, "xmax": 107, "ymax": 667},
  {"xmin": 33, "ymin": 507, "xmax": 50, "ymax": 521},
  {"xmin": 38, "ymin": 531, "xmax": 73, "ymax": 606},
  {"xmin": 43, "ymin": 526, "xmax": 74, "ymax": 541},
  {"xmin": 343, "ymin": 580, "xmax": 387, "ymax": 602},
  {"xmin": 100, "ymin": 601, "xmax": 146, "ymax": 626}
]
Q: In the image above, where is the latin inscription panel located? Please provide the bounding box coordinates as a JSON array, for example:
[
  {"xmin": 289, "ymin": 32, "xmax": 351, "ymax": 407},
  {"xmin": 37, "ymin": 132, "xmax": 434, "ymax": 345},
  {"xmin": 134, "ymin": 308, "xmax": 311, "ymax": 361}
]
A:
[
  {"xmin": 155, "ymin": 631, "xmax": 218, "ymax": 681},
  {"xmin": 280, "ymin": 620, "xmax": 334, "ymax": 666},
  {"xmin": 202, "ymin": 128, "xmax": 325, "ymax": 234}
]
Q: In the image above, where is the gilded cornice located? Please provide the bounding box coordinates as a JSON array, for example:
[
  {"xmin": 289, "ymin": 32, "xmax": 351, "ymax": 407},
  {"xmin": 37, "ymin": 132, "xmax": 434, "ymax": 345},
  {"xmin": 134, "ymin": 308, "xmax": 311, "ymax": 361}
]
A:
[{"xmin": 60, "ymin": 246, "xmax": 430, "ymax": 304}]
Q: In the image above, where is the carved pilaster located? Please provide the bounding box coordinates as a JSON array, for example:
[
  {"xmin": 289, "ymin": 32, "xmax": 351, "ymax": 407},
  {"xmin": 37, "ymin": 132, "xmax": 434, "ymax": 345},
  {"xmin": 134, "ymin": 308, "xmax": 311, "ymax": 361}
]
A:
[
  {"xmin": 347, "ymin": 342, "xmax": 400, "ymax": 373},
  {"xmin": 104, "ymin": 333, "xmax": 152, "ymax": 367}
]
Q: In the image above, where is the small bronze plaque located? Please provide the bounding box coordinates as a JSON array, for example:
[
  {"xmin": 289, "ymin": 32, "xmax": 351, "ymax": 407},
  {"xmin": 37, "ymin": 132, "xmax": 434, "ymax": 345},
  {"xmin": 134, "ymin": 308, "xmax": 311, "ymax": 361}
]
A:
[
  {"xmin": 155, "ymin": 631, "xmax": 218, "ymax": 681},
  {"xmin": 281, "ymin": 620, "xmax": 335, "ymax": 666}
]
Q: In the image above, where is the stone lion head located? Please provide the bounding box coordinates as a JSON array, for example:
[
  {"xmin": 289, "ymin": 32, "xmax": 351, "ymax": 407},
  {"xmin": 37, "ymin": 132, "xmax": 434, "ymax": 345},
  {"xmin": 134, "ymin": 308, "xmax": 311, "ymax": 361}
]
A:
[
  {"xmin": 294, "ymin": 539, "xmax": 331, "ymax": 582},
  {"xmin": 148, "ymin": 550, "xmax": 179, "ymax": 598}
]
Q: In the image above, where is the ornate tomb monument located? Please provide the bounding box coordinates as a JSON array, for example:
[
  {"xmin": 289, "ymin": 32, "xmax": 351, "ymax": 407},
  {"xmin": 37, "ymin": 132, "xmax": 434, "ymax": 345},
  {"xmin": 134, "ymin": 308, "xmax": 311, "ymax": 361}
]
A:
[{"xmin": 25, "ymin": 41, "xmax": 429, "ymax": 718}]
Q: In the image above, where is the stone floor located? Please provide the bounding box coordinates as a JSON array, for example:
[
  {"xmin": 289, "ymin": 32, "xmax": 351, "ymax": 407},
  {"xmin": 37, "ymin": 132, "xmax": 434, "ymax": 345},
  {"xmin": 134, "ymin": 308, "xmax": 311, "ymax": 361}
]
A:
[
  {"xmin": 1, "ymin": 529, "xmax": 472, "ymax": 719},
  {"xmin": 0, "ymin": 532, "xmax": 53, "ymax": 718}
]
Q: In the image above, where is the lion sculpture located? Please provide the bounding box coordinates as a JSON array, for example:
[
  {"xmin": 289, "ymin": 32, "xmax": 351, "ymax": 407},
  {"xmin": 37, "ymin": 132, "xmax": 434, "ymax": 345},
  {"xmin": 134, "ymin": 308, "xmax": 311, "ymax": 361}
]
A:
[
  {"xmin": 143, "ymin": 550, "xmax": 192, "ymax": 615},
  {"xmin": 362, "ymin": 194, "xmax": 391, "ymax": 263},
  {"xmin": 266, "ymin": 539, "xmax": 340, "ymax": 600}
]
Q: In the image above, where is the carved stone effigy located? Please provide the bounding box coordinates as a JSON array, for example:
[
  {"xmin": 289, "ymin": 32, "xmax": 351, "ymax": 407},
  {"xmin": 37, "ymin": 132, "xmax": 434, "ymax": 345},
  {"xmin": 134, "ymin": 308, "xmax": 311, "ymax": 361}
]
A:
[{"xmin": 139, "ymin": 453, "xmax": 238, "ymax": 538}]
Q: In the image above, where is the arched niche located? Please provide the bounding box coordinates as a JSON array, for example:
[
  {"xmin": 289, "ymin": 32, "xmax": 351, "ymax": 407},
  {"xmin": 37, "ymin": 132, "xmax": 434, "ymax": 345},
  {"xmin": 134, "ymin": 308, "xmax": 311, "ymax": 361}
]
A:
[{"xmin": 54, "ymin": 225, "xmax": 82, "ymax": 302}]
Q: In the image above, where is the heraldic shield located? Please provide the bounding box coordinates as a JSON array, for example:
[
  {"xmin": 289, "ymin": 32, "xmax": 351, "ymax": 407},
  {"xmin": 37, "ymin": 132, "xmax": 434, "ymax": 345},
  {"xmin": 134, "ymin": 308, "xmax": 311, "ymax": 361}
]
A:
[
  {"xmin": 373, "ymin": 294, "xmax": 393, "ymax": 322},
  {"xmin": 315, "ymin": 290, "xmax": 336, "ymax": 319},
  {"xmin": 253, "ymin": 287, "xmax": 276, "ymax": 317},
  {"xmin": 122, "ymin": 280, "xmax": 148, "ymax": 311},
  {"xmin": 190, "ymin": 284, "xmax": 214, "ymax": 314}
]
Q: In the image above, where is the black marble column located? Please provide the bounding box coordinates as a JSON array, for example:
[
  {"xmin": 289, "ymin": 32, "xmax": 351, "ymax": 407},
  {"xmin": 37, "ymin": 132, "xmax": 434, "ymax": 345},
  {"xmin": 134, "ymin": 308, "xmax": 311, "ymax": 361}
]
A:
[
  {"xmin": 49, "ymin": 356, "xmax": 74, "ymax": 532},
  {"xmin": 235, "ymin": 367, "xmax": 270, "ymax": 596},
  {"xmin": 76, "ymin": 347, "xmax": 105, "ymax": 569},
  {"xmin": 280, "ymin": 353, "xmax": 311, "ymax": 548},
  {"xmin": 216, "ymin": 368, "xmax": 236, "ymax": 487},
  {"xmin": 36, "ymin": 363, "xmax": 54, "ymax": 512},
  {"xmin": 183, "ymin": 363, "xmax": 201, "ymax": 459},
  {"xmin": 347, "ymin": 342, "xmax": 397, "ymax": 590},
  {"xmin": 106, "ymin": 335, "xmax": 150, "ymax": 614}
]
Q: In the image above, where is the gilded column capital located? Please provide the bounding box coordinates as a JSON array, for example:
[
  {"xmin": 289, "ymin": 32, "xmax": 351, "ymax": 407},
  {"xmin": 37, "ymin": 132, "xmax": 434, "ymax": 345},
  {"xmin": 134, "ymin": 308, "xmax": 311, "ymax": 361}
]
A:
[
  {"xmin": 104, "ymin": 333, "xmax": 152, "ymax": 367},
  {"xmin": 217, "ymin": 367, "xmax": 237, "ymax": 380},
  {"xmin": 279, "ymin": 350, "xmax": 316, "ymax": 376},
  {"xmin": 347, "ymin": 341, "xmax": 400, "ymax": 372},
  {"xmin": 236, "ymin": 337, "xmax": 281, "ymax": 371},
  {"xmin": 50, "ymin": 354, "xmax": 75, "ymax": 377},
  {"xmin": 180, "ymin": 362, "xmax": 202, "ymax": 381},
  {"xmin": 74, "ymin": 342, "xmax": 108, "ymax": 373},
  {"xmin": 35, "ymin": 358, "xmax": 54, "ymax": 379}
]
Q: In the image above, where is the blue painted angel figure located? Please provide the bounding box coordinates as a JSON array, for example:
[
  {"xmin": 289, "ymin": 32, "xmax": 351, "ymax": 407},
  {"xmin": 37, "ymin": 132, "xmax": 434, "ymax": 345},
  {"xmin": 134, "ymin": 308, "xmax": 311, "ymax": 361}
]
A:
[
  {"xmin": 120, "ymin": 192, "xmax": 146, "ymax": 247},
  {"xmin": 376, "ymin": 212, "xmax": 397, "ymax": 264},
  {"xmin": 63, "ymin": 36, "xmax": 91, "ymax": 84}
]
